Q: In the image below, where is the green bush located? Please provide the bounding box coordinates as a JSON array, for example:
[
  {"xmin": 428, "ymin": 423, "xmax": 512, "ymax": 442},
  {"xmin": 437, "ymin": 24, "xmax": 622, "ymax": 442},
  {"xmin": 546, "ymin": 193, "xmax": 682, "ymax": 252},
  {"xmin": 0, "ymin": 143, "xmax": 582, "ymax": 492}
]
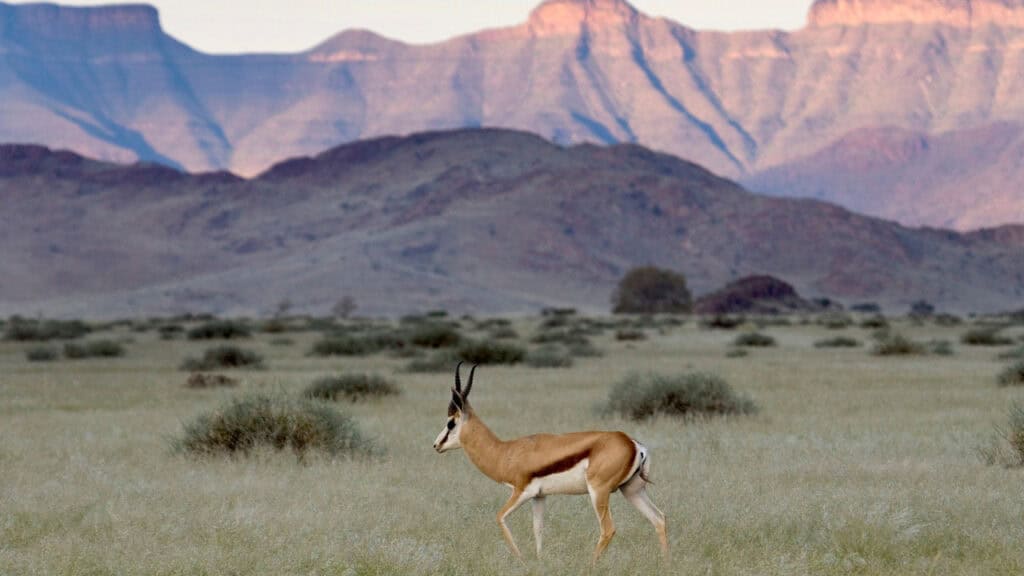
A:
[
  {"xmin": 525, "ymin": 346, "xmax": 574, "ymax": 369},
  {"xmin": 928, "ymin": 340, "xmax": 955, "ymax": 357},
  {"xmin": 309, "ymin": 336, "xmax": 373, "ymax": 357},
  {"xmin": 701, "ymin": 315, "xmax": 745, "ymax": 330},
  {"xmin": 997, "ymin": 361, "xmax": 1024, "ymax": 387},
  {"xmin": 4, "ymin": 319, "xmax": 91, "ymax": 342},
  {"xmin": 567, "ymin": 340, "xmax": 604, "ymax": 358},
  {"xmin": 456, "ymin": 339, "xmax": 526, "ymax": 365},
  {"xmin": 612, "ymin": 266, "xmax": 692, "ymax": 315},
  {"xmin": 961, "ymin": 328, "xmax": 1013, "ymax": 347},
  {"xmin": 181, "ymin": 346, "xmax": 265, "ymax": 371},
  {"xmin": 304, "ymin": 374, "xmax": 400, "ymax": 402},
  {"xmin": 185, "ymin": 373, "xmax": 239, "ymax": 389},
  {"xmin": 605, "ymin": 372, "xmax": 756, "ymax": 421},
  {"xmin": 996, "ymin": 346, "xmax": 1024, "ymax": 361},
  {"xmin": 871, "ymin": 333, "xmax": 926, "ymax": 356},
  {"xmin": 187, "ymin": 320, "xmax": 252, "ymax": 340},
  {"xmin": 25, "ymin": 346, "xmax": 58, "ymax": 362},
  {"xmin": 978, "ymin": 403, "xmax": 1024, "ymax": 468},
  {"xmin": 488, "ymin": 326, "xmax": 520, "ymax": 340},
  {"xmin": 734, "ymin": 332, "xmax": 776, "ymax": 347},
  {"xmin": 63, "ymin": 340, "xmax": 125, "ymax": 359},
  {"xmin": 404, "ymin": 350, "xmax": 459, "ymax": 373},
  {"xmin": 725, "ymin": 348, "xmax": 749, "ymax": 358},
  {"xmin": 409, "ymin": 323, "xmax": 462, "ymax": 348},
  {"xmin": 814, "ymin": 337, "xmax": 860, "ymax": 348},
  {"xmin": 818, "ymin": 314, "xmax": 853, "ymax": 330},
  {"xmin": 860, "ymin": 315, "xmax": 889, "ymax": 329},
  {"xmin": 174, "ymin": 394, "xmax": 376, "ymax": 458},
  {"xmin": 158, "ymin": 324, "xmax": 185, "ymax": 340},
  {"xmin": 615, "ymin": 329, "xmax": 647, "ymax": 342}
]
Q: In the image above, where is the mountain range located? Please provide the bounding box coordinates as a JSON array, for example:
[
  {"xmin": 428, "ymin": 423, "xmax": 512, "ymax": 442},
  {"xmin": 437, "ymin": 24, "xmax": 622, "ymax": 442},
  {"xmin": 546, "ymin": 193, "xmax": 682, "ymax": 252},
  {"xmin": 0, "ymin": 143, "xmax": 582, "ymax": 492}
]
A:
[
  {"xmin": 1, "ymin": 0, "xmax": 1023, "ymax": 230},
  {"xmin": 1, "ymin": 130, "xmax": 1021, "ymax": 318}
]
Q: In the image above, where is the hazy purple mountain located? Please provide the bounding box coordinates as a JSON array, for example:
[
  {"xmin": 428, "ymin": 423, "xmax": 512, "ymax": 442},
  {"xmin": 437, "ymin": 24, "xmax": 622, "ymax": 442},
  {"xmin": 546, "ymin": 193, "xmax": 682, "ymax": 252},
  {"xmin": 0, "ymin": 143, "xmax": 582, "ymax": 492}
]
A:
[{"xmin": 2, "ymin": 0, "xmax": 1024, "ymax": 229}]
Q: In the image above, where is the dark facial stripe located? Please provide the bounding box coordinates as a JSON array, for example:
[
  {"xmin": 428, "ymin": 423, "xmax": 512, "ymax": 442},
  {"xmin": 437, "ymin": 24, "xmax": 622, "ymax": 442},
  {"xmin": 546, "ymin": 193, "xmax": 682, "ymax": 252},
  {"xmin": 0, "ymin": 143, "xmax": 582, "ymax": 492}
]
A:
[{"xmin": 530, "ymin": 450, "xmax": 589, "ymax": 479}]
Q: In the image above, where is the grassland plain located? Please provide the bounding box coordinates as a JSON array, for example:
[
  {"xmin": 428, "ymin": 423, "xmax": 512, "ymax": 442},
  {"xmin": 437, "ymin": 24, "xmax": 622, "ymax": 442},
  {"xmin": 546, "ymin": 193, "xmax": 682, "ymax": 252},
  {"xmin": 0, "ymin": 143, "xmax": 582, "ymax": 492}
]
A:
[{"xmin": 1, "ymin": 319, "xmax": 1023, "ymax": 575}]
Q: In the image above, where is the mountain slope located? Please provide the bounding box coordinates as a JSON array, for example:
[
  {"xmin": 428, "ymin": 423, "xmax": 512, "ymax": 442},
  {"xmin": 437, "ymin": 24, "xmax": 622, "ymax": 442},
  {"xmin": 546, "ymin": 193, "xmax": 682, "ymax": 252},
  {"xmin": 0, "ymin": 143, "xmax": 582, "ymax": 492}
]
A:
[
  {"xmin": 2, "ymin": 0, "xmax": 1024, "ymax": 228},
  {"xmin": 0, "ymin": 130, "xmax": 1021, "ymax": 318},
  {"xmin": 745, "ymin": 123, "xmax": 1024, "ymax": 229}
]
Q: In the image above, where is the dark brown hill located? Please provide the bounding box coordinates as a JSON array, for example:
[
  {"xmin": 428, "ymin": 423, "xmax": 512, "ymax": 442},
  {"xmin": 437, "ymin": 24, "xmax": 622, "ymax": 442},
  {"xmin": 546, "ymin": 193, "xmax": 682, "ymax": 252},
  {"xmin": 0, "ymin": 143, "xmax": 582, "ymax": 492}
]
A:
[
  {"xmin": 0, "ymin": 129, "xmax": 1022, "ymax": 317},
  {"xmin": 694, "ymin": 276, "xmax": 816, "ymax": 315}
]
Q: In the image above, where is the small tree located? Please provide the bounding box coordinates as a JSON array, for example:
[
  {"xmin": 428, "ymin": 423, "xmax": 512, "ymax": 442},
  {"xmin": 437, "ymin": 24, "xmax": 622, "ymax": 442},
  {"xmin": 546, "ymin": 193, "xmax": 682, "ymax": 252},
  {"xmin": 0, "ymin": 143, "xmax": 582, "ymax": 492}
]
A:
[
  {"xmin": 909, "ymin": 300, "xmax": 935, "ymax": 317},
  {"xmin": 612, "ymin": 266, "xmax": 692, "ymax": 315},
  {"xmin": 332, "ymin": 296, "xmax": 357, "ymax": 320},
  {"xmin": 274, "ymin": 298, "xmax": 293, "ymax": 318}
]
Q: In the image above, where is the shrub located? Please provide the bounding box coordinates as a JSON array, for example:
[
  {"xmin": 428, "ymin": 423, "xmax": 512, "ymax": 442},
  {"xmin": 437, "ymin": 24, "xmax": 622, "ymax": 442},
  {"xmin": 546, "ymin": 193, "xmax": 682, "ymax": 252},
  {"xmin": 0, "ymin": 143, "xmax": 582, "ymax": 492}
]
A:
[
  {"xmin": 961, "ymin": 328, "xmax": 1013, "ymax": 347},
  {"xmin": 725, "ymin": 348, "xmax": 749, "ymax": 358},
  {"xmin": 185, "ymin": 373, "xmax": 239, "ymax": 389},
  {"xmin": 996, "ymin": 346, "xmax": 1024, "ymax": 361},
  {"xmin": 909, "ymin": 300, "xmax": 935, "ymax": 317},
  {"xmin": 409, "ymin": 323, "xmax": 462, "ymax": 349},
  {"xmin": 4, "ymin": 319, "xmax": 91, "ymax": 342},
  {"xmin": 63, "ymin": 340, "xmax": 125, "ymax": 359},
  {"xmin": 997, "ymin": 361, "xmax": 1024, "ymax": 387},
  {"xmin": 567, "ymin": 340, "xmax": 604, "ymax": 358},
  {"xmin": 605, "ymin": 372, "xmax": 756, "ymax": 421},
  {"xmin": 928, "ymin": 340, "xmax": 955, "ymax": 356},
  {"xmin": 269, "ymin": 337, "xmax": 294, "ymax": 347},
  {"xmin": 181, "ymin": 346, "xmax": 265, "ymax": 371},
  {"xmin": 860, "ymin": 315, "xmax": 889, "ymax": 329},
  {"xmin": 615, "ymin": 329, "xmax": 647, "ymax": 342},
  {"xmin": 814, "ymin": 337, "xmax": 860, "ymax": 348},
  {"xmin": 525, "ymin": 346, "xmax": 574, "ymax": 369},
  {"xmin": 457, "ymin": 339, "xmax": 526, "ymax": 365},
  {"xmin": 701, "ymin": 315, "xmax": 745, "ymax": 330},
  {"xmin": 819, "ymin": 314, "xmax": 853, "ymax": 330},
  {"xmin": 871, "ymin": 333, "xmax": 926, "ymax": 356},
  {"xmin": 734, "ymin": 332, "xmax": 776, "ymax": 347},
  {"xmin": 158, "ymin": 324, "xmax": 185, "ymax": 340},
  {"xmin": 186, "ymin": 320, "xmax": 252, "ymax": 340},
  {"xmin": 309, "ymin": 336, "xmax": 373, "ymax": 357},
  {"xmin": 404, "ymin": 350, "xmax": 459, "ymax": 373},
  {"xmin": 489, "ymin": 326, "xmax": 520, "ymax": 340},
  {"xmin": 612, "ymin": 266, "xmax": 692, "ymax": 315},
  {"xmin": 25, "ymin": 346, "xmax": 58, "ymax": 362},
  {"xmin": 304, "ymin": 374, "xmax": 399, "ymax": 402},
  {"xmin": 531, "ymin": 328, "xmax": 587, "ymax": 345},
  {"xmin": 978, "ymin": 403, "xmax": 1024, "ymax": 468},
  {"xmin": 174, "ymin": 394, "xmax": 376, "ymax": 458}
]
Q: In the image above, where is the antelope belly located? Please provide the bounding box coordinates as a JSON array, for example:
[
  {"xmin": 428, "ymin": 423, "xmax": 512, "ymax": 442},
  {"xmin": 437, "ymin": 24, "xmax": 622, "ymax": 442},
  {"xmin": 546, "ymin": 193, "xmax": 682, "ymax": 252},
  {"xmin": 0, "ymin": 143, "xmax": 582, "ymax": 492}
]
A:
[{"xmin": 528, "ymin": 458, "xmax": 590, "ymax": 496}]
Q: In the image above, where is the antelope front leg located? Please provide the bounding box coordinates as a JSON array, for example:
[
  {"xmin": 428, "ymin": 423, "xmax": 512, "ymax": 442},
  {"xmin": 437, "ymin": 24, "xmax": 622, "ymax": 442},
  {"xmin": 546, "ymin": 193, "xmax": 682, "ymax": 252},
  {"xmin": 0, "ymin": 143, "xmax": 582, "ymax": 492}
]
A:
[
  {"xmin": 531, "ymin": 496, "xmax": 545, "ymax": 557},
  {"xmin": 497, "ymin": 489, "xmax": 529, "ymax": 561}
]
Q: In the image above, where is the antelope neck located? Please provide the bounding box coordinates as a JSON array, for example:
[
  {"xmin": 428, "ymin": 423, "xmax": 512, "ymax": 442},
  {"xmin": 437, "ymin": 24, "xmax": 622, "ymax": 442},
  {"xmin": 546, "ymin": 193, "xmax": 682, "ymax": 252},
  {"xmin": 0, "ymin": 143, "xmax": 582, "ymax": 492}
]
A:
[{"xmin": 460, "ymin": 412, "xmax": 511, "ymax": 484}]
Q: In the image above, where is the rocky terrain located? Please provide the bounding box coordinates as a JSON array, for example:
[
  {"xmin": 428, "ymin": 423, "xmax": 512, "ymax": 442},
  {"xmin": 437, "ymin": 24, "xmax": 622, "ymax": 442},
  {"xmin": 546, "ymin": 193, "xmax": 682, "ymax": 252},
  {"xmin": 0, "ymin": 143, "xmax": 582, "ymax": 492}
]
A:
[
  {"xmin": 1, "ymin": 0, "xmax": 1023, "ymax": 229},
  {"xmin": 1, "ymin": 130, "xmax": 1022, "ymax": 317}
]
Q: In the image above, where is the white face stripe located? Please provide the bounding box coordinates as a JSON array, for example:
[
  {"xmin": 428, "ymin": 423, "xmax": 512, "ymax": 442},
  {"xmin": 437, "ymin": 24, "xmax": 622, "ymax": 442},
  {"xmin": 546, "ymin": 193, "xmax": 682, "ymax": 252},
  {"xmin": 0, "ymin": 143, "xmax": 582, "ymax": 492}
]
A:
[{"xmin": 434, "ymin": 416, "xmax": 463, "ymax": 453}]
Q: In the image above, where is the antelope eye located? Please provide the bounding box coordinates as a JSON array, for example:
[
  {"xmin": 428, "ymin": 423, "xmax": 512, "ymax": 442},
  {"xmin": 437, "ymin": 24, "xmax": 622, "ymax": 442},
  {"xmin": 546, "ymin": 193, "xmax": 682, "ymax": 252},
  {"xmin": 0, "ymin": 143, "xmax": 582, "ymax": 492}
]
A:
[{"xmin": 447, "ymin": 419, "xmax": 456, "ymax": 430}]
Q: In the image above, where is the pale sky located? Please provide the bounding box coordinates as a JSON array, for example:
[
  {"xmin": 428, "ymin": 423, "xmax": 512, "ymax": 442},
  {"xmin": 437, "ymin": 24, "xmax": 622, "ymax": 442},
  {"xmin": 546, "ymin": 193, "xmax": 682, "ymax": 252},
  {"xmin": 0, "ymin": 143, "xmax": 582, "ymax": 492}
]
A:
[{"xmin": 13, "ymin": 1, "xmax": 817, "ymax": 54}]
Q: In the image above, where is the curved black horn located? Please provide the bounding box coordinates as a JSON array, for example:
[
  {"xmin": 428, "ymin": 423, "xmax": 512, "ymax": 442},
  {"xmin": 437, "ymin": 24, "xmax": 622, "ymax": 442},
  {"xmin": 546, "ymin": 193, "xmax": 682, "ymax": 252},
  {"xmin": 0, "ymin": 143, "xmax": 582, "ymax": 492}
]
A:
[
  {"xmin": 454, "ymin": 361, "xmax": 464, "ymax": 394},
  {"xmin": 465, "ymin": 364, "xmax": 478, "ymax": 397}
]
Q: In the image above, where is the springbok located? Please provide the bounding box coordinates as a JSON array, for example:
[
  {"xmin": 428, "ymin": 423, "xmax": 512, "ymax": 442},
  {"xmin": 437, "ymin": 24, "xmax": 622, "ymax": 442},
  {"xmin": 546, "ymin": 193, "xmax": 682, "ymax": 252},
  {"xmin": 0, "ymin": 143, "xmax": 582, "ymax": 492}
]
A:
[{"xmin": 433, "ymin": 363, "xmax": 668, "ymax": 562}]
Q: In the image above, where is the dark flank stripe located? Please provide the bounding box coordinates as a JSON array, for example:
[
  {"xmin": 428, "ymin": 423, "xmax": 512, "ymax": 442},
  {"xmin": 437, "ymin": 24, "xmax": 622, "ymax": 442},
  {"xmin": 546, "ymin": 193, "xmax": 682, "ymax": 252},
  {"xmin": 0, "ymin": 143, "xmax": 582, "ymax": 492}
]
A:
[{"xmin": 530, "ymin": 449, "xmax": 589, "ymax": 479}]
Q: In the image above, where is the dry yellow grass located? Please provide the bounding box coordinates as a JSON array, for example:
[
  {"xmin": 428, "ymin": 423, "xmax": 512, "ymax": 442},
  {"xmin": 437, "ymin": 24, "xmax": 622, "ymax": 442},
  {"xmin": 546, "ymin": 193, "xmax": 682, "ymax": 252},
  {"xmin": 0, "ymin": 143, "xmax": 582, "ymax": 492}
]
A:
[{"xmin": 1, "ymin": 319, "xmax": 1022, "ymax": 575}]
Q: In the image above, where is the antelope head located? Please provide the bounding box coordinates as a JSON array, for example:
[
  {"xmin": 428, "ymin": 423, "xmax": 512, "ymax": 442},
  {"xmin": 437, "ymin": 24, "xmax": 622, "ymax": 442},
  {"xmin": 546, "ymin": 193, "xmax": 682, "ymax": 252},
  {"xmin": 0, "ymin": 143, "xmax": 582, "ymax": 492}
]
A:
[{"xmin": 433, "ymin": 362, "xmax": 476, "ymax": 453}]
